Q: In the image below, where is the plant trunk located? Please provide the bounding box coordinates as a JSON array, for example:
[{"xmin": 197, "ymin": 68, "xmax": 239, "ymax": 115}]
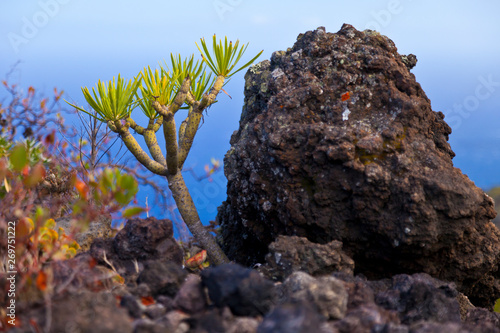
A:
[{"xmin": 167, "ymin": 171, "xmax": 229, "ymax": 265}]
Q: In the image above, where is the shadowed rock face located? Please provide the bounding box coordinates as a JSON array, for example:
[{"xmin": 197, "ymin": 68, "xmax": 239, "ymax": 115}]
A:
[
  {"xmin": 89, "ymin": 216, "xmax": 184, "ymax": 277},
  {"xmin": 217, "ymin": 24, "xmax": 500, "ymax": 306}
]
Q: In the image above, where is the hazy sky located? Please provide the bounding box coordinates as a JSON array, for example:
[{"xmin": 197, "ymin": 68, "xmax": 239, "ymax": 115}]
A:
[{"xmin": 2, "ymin": 1, "xmax": 500, "ymax": 225}]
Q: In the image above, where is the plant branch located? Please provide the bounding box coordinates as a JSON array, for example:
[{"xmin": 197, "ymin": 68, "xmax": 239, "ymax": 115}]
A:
[
  {"xmin": 171, "ymin": 75, "xmax": 191, "ymax": 114},
  {"xmin": 114, "ymin": 120, "xmax": 168, "ymax": 176},
  {"xmin": 144, "ymin": 129, "xmax": 166, "ymax": 166},
  {"xmin": 167, "ymin": 171, "xmax": 228, "ymax": 265},
  {"xmin": 163, "ymin": 113, "xmax": 178, "ymax": 174},
  {"xmin": 198, "ymin": 75, "xmax": 225, "ymax": 110},
  {"xmin": 177, "ymin": 111, "xmax": 202, "ymax": 170}
]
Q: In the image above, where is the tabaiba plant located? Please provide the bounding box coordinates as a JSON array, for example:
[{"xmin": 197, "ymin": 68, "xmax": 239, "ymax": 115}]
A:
[
  {"xmin": 1, "ymin": 134, "xmax": 143, "ymax": 301},
  {"xmin": 0, "ymin": 136, "xmax": 50, "ymax": 196},
  {"xmin": 2, "ymin": 172, "xmax": 141, "ymax": 332},
  {"xmin": 72, "ymin": 167, "xmax": 145, "ymax": 222},
  {"xmin": 16, "ymin": 214, "xmax": 80, "ymax": 267},
  {"xmin": 66, "ymin": 35, "xmax": 262, "ymax": 265}
]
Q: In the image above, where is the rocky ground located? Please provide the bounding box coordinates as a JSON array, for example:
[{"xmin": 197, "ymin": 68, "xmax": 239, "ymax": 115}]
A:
[
  {"xmin": 4, "ymin": 24, "xmax": 500, "ymax": 332},
  {"xmin": 4, "ymin": 216, "xmax": 500, "ymax": 333}
]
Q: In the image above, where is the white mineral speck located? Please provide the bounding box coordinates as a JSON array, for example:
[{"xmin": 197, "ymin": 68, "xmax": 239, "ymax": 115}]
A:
[
  {"xmin": 291, "ymin": 49, "xmax": 302, "ymax": 60},
  {"xmin": 342, "ymin": 108, "xmax": 351, "ymax": 121},
  {"xmin": 275, "ymin": 252, "xmax": 282, "ymax": 264},
  {"xmin": 271, "ymin": 68, "xmax": 285, "ymax": 79}
]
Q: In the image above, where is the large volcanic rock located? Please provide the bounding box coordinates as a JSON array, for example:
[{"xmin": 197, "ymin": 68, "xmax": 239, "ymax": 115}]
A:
[{"xmin": 217, "ymin": 25, "xmax": 500, "ymax": 306}]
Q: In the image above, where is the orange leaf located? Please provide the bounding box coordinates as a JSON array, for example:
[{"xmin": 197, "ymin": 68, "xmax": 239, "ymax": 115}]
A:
[
  {"xmin": 341, "ymin": 92, "xmax": 350, "ymax": 101},
  {"xmin": 40, "ymin": 98, "xmax": 47, "ymax": 110},
  {"xmin": 16, "ymin": 217, "xmax": 34, "ymax": 238},
  {"xmin": 141, "ymin": 296, "xmax": 155, "ymax": 306},
  {"xmin": 22, "ymin": 165, "xmax": 30, "ymax": 177},
  {"xmin": 28, "ymin": 86, "xmax": 35, "ymax": 96},
  {"xmin": 185, "ymin": 250, "xmax": 207, "ymax": 269},
  {"xmin": 36, "ymin": 271, "xmax": 48, "ymax": 291},
  {"xmin": 24, "ymin": 163, "xmax": 46, "ymax": 187},
  {"xmin": 112, "ymin": 274, "xmax": 125, "ymax": 285},
  {"xmin": 74, "ymin": 179, "xmax": 88, "ymax": 200},
  {"xmin": 88, "ymin": 257, "xmax": 98, "ymax": 269}
]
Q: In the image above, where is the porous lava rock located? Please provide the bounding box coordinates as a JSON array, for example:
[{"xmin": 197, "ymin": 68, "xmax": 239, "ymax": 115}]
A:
[
  {"xmin": 186, "ymin": 307, "xmax": 261, "ymax": 333},
  {"xmin": 15, "ymin": 291, "xmax": 133, "ymax": 333},
  {"xmin": 217, "ymin": 24, "xmax": 500, "ymax": 307},
  {"xmin": 137, "ymin": 261, "xmax": 187, "ymax": 297},
  {"xmin": 173, "ymin": 274, "xmax": 207, "ymax": 314},
  {"xmin": 262, "ymin": 235, "xmax": 354, "ymax": 281},
  {"xmin": 372, "ymin": 273, "xmax": 461, "ymax": 325},
  {"xmin": 331, "ymin": 272, "xmax": 500, "ymax": 333},
  {"xmin": 89, "ymin": 216, "xmax": 183, "ymax": 277},
  {"xmin": 113, "ymin": 216, "xmax": 182, "ymax": 262},
  {"xmin": 279, "ymin": 271, "xmax": 348, "ymax": 320},
  {"xmin": 201, "ymin": 263, "xmax": 277, "ymax": 317},
  {"xmin": 257, "ymin": 301, "xmax": 328, "ymax": 333}
]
